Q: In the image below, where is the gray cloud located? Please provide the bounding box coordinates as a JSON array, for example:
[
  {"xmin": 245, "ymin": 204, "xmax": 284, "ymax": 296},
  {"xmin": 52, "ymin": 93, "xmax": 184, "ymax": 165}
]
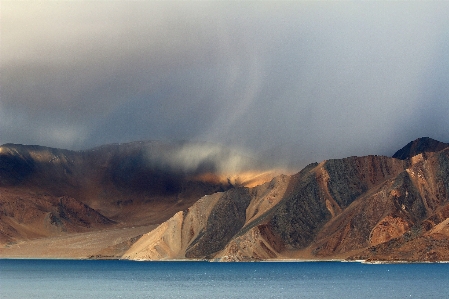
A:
[{"xmin": 1, "ymin": 1, "xmax": 449, "ymax": 170}]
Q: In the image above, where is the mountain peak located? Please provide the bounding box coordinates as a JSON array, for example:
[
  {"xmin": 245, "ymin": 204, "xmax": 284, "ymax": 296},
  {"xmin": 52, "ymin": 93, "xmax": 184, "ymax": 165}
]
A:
[{"xmin": 393, "ymin": 137, "xmax": 449, "ymax": 160}]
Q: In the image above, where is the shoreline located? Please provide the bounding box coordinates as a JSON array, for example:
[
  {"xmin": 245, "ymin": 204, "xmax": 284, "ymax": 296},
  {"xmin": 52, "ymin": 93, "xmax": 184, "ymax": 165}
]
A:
[{"xmin": 1, "ymin": 256, "xmax": 448, "ymax": 264}]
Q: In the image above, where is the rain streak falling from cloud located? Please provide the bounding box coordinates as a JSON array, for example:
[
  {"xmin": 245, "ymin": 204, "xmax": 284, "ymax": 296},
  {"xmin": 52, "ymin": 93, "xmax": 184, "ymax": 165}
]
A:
[{"xmin": 1, "ymin": 1, "xmax": 449, "ymax": 169}]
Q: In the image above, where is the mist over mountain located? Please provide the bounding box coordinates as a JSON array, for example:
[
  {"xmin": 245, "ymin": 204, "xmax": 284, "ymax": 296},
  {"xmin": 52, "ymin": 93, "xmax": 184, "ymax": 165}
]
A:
[
  {"xmin": 0, "ymin": 140, "xmax": 280, "ymax": 247},
  {"xmin": 1, "ymin": 137, "xmax": 448, "ymax": 262},
  {"xmin": 3, "ymin": 1, "xmax": 449, "ymax": 261}
]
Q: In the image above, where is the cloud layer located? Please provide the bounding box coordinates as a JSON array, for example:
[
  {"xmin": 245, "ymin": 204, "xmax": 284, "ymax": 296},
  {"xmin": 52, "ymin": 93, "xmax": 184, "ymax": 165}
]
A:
[{"xmin": 2, "ymin": 2, "xmax": 449, "ymax": 169}]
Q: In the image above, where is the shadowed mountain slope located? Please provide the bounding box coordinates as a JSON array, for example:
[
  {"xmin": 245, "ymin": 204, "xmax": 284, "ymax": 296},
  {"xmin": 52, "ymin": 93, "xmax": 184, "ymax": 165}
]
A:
[{"xmin": 0, "ymin": 141, "xmax": 277, "ymax": 246}]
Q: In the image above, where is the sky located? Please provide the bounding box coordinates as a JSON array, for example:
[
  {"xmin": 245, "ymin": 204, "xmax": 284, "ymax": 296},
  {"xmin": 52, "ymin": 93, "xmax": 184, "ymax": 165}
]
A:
[{"xmin": 1, "ymin": 1, "xmax": 449, "ymax": 170}]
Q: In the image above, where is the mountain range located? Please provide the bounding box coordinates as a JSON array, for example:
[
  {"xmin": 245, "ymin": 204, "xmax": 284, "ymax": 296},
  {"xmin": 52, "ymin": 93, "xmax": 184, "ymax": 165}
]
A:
[{"xmin": 1, "ymin": 137, "xmax": 448, "ymax": 262}]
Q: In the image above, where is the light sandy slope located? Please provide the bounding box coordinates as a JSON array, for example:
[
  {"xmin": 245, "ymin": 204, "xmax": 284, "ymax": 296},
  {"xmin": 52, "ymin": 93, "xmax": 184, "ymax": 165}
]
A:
[
  {"xmin": 0, "ymin": 225, "xmax": 155, "ymax": 259},
  {"xmin": 122, "ymin": 175, "xmax": 290, "ymax": 260},
  {"xmin": 122, "ymin": 192, "xmax": 223, "ymax": 260}
]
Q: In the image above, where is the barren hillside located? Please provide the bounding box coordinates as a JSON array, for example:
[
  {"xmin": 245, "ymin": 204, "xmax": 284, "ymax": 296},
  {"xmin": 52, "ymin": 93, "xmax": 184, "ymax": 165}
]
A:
[
  {"xmin": 0, "ymin": 141, "xmax": 277, "ymax": 253},
  {"xmin": 123, "ymin": 138, "xmax": 449, "ymax": 262},
  {"xmin": 1, "ymin": 138, "xmax": 448, "ymax": 262}
]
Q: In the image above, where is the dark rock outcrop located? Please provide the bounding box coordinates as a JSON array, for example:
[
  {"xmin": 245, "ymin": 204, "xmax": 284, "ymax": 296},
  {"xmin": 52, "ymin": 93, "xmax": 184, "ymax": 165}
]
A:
[
  {"xmin": 393, "ymin": 137, "xmax": 449, "ymax": 160},
  {"xmin": 185, "ymin": 188, "xmax": 252, "ymax": 258},
  {"xmin": 269, "ymin": 171, "xmax": 330, "ymax": 249}
]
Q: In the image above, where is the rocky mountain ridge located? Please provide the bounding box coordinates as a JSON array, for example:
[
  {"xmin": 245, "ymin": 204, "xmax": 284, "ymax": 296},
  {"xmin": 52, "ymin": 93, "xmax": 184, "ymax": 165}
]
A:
[
  {"xmin": 122, "ymin": 137, "xmax": 449, "ymax": 262},
  {"xmin": 1, "ymin": 137, "xmax": 448, "ymax": 262}
]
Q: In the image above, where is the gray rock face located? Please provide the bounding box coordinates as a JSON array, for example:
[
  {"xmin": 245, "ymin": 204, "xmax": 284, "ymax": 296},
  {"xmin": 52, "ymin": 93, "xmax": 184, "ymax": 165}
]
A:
[
  {"xmin": 185, "ymin": 188, "xmax": 252, "ymax": 258},
  {"xmin": 269, "ymin": 172, "xmax": 330, "ymax": 249},
  {"xmin": 438, "ymin": 149, "xmax": 449, "ymax": 200}
]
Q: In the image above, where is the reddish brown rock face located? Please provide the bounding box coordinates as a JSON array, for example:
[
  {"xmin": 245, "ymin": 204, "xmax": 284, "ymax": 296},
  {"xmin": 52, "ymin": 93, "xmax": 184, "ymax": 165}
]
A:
[{"xmin": 369, "ymin": 216, "xmax": 410, "ymax": 246}]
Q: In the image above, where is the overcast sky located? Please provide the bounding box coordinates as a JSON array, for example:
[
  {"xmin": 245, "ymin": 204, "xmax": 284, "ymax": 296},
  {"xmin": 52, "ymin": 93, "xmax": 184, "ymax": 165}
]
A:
[{"xmin": 1, "ymin": 1, "xmax": 448, "ymax": 169}]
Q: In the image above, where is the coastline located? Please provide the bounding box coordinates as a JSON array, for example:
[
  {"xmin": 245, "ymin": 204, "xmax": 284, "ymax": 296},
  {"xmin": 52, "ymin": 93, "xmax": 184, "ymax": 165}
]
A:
[{"xmin": 1, "ymin": 255, "xmax": 448, "ymax": 264}]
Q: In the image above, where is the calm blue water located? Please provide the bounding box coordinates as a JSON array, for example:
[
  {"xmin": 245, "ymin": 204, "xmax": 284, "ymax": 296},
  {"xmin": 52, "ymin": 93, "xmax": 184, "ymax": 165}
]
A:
[{"xmin": 1, "ymin": 260, "xmax": 448, "ymax": 298}]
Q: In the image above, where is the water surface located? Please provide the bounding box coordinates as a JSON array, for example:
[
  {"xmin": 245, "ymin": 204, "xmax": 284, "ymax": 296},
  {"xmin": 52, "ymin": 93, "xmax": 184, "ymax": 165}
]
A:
[{"xmin": 1, "ymin": 260, "xmax": 448, "ymax": 298}]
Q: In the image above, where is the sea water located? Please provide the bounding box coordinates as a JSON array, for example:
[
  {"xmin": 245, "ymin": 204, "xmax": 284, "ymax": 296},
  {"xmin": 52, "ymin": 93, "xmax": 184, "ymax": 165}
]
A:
[{"xmin": 1, "ymin": 260, "xmax": 448, "ymax": 299}]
